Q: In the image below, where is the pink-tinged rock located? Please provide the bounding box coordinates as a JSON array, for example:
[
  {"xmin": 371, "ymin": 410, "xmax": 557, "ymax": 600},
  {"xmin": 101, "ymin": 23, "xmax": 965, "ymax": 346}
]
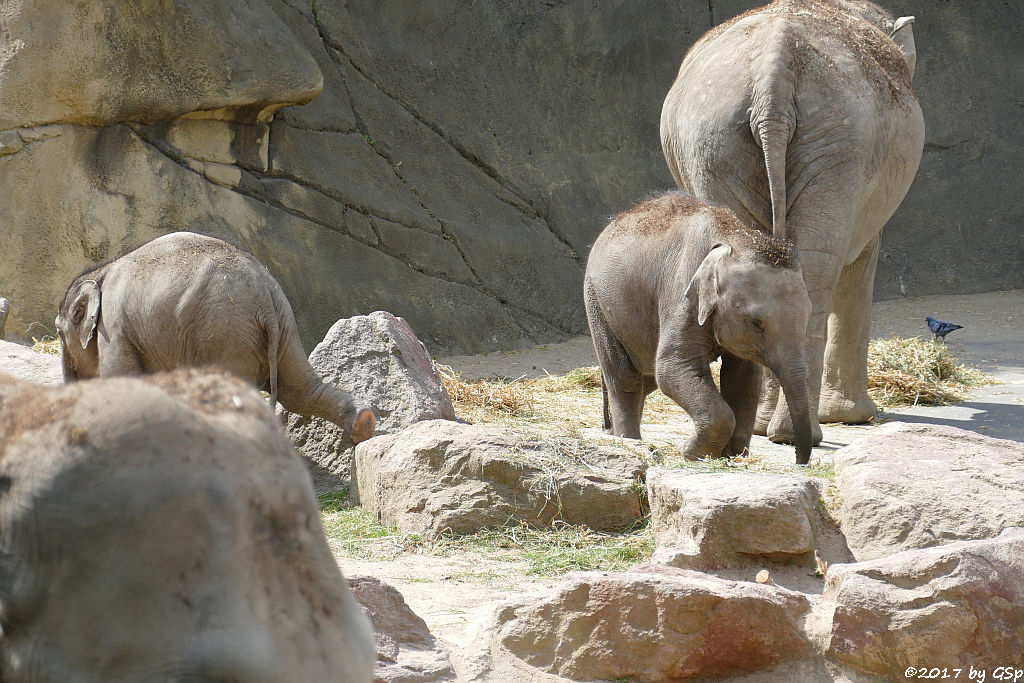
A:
[
  {"xmin": 494, "ymin": 565, "xmax": 810, "ymax": 681},
  {"xmin": 833, "ymin": 421, "xmax": 1024, "ymax": 560},
  {"xmin": 823, "ymin": 527, "xmax": 1024, "ymax": 678},
  {"xmin": 348, "ymin": 575, "xmax": 455, "ymax": 683}
]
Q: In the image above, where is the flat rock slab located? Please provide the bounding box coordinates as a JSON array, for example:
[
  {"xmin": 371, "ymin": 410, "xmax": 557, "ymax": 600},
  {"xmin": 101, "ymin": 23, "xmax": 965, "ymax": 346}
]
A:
[
  {"xmin": 834, "ymin": 421, "xmax": 1024, "ymax": 560},
  {"xmin": 351, "ymin": 419, "xmax": 646, "ymax": 538},
  {"xmin": 647, "ymin": 468, "xmax": 823, "ymax": 569},
  {"xmin": 491, "ymin": 565, "xmax": 810, "ymax": 681},
  {"xmin": 823, "ymin": 527, "xmax": 1024, "ymax": 679},
  {"xmin": 0, "ymin": 340, "xmax": 61, "ymax": 385},
  {"xmin": 285, "ymin": 311, "xmax": 455, "ymax": 492},
  {"xmin": 348, "ymin": 575, "xmax": 456, "ymax": 683}
]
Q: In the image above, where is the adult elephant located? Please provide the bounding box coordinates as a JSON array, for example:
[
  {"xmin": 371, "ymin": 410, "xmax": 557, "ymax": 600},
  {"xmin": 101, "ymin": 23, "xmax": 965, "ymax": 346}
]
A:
[{"xmin": 660, "ymin": 0, "xmax": 924, "ymax": 443}]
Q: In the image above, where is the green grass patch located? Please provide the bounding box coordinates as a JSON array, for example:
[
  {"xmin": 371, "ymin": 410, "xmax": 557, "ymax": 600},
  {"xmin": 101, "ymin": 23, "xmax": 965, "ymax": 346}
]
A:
[{"xmin": 317, "ymin": 491, "xmax": 654, "ymax": 577}]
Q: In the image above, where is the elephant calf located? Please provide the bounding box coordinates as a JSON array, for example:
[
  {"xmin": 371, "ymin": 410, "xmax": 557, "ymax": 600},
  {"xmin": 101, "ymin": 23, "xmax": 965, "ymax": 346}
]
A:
[
  {"xmin": 0, "ymin": 369, "xmax": 375, "ymax": 681},
  {"xmin": 56, "ymin": 231, "xmax": 376, "ymax": 444},
  {"xmin": 585, "ymin": 192, "xmax": 814, "ymax": 464}
]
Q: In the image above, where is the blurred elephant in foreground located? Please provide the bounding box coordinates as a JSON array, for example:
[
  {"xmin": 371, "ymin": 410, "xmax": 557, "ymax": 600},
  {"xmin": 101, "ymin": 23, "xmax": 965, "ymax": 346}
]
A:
[
  {"xmin": 661, "ymin": 0, "xmax": 924, "ymax": 443},
  {"xmin": 55, "ymin": 231, "xmax": 376, "ymax": 445},
  {"xmin": 0, "ymin": 368, "xmax": 375, "ymax": 682}
]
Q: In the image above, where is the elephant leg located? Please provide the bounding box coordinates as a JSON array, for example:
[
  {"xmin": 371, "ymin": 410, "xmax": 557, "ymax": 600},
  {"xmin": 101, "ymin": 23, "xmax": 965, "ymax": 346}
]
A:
[
  {"xmin": 591, "ymin": 330, "xmax": 648, "ymax": 440},
  {"xmin": 656, "ymin": 348, "xmax": 733, "ymax": 460},
  {"xmin": 719, "ymin": 353, "xmax": 761, "ymax": 456},
  {"xmin": 752, "ymin": 366, "xmax": 780, "ymax": 436},
  {"xmin": 819, "ymin": 235, "xmax": 881, "ymax": 424},
  {"xmin": 585, "ymin": 277, "xmax": 651, "ymax": 438},
  {"xmin": 275, "ymin": 330, "xmax": 376, "ymax": 444}
]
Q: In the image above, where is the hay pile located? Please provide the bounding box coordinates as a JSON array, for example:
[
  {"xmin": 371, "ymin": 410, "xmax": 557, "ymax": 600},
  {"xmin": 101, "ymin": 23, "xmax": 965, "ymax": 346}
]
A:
[
  {"xmin": 867, "ymin": 336, "xmax": 993, "ymax": 407},
  {"xmin": 439, "ymin": 337, "xmax": 992, "ymax": 426}
]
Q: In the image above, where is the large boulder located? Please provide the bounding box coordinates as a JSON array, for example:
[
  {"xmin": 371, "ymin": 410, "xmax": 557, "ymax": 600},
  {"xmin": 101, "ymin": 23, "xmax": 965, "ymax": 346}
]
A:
[
  {"xmin": 351, "ymin": 419, "xmax": 647, "ymax": 538},
  {"xmin": 0, "ymin": 340, "xmax": 62, "ymax": 385},
  {"xmin": 3, "ymin": 1, "xmax": 1022, "ymax": 352},
  {"xmin": 348, "ymin": 575, "xmax": 456, "ymax": 683},
  {"xmin": 491, "ymin": 565, "xmax": 810, "ymax": 681},
  {"xmin": 833, "ymin": 421, "xmax": 1024, "ymax": 560},
  {"xmin": 284, "ymin": 311, "xmax": 455, "ymax": 491},
  {"xmin": 822, "ymin": 527, "xmax": 1024, "ymax": 679},
  {"xmin": 647, "ymin": 468, "xmax": 824, "ymax": 569},
  {"xmin": 0, "ymin": 368, "xmax": 374, "ymax": 682}
]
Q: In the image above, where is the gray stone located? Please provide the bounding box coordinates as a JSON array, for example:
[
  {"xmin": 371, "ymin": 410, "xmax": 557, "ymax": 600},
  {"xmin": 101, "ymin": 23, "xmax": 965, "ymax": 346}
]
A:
[
  {"xmin": 0, "ymin": 340, "xmax": 62, "ymax": 386},
  {"xmin": 492, "ymin": 565, "xmax": 810, "ymax": 681},
  {"xmin": 285, "ymin": 312, "xmax": 455, "ymax": 492},
  {"xmin": 822, "ymin": 528, "xmax": 1024, "ymax": 678},
  {"xmin": 2, "ymin": 0, "xmax": 1020, "ymax": 353},
  {"xmin": 647, "ymin": 469, "xmax": 824, "ymax": 569},
  {"xmin": 833, "ymin": 421, "xmax": 1024, "ymax": 560},
  {"xmin": 351, "ymin": 419, "xmax": 647, "ymax": 538},
  {"xmin": 347, "ymin": 575, "xmax": 456, "ymax": 683}
]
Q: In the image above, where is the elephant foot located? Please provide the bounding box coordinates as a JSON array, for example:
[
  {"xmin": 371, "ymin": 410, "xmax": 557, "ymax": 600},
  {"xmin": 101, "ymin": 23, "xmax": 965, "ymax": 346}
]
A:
[
  {"xmin": 351, "ymin": 408, "xmax": 377, "ymax": 444},
  {"xmin": 818, "ymin": 390, "xmax": 878, "ymax": 425},
  {"xmin": 767, "ymin": 412, "xmax": 823, "ymax": 447}
]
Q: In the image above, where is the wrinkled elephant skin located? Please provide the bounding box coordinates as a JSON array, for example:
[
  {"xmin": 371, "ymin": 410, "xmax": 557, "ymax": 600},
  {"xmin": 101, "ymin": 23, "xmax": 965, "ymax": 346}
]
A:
[
  {"xmin": 55, "ymin": 231, "xmax": 376, "ymax": 445},
  {"xmin": 661, "ymin": 0, "xmax": 925, "ymax": 442},
  {"xmin": 585, "ymin": 192, "xmax": 814, "ymax": 464}
]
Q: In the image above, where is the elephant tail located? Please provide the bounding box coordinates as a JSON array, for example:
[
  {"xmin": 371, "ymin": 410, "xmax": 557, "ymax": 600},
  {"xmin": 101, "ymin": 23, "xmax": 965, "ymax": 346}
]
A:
[
  {"xmin": 749, "ymin": 34, "xmax": 796, "ymax": 240},
  {"xmin": 754, "ymin": 118, "xmax": 793, "ymax": 240}
]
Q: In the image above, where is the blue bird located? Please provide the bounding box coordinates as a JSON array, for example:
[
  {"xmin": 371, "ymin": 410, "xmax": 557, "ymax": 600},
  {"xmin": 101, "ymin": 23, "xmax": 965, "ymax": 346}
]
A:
[{"xmin": 926, "ymin": 315, "xmax": 963, "ymax": 342}]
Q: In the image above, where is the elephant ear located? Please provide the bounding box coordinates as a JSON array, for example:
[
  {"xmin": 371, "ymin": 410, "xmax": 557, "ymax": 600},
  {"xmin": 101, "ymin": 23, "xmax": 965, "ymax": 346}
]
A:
[
  {"xmin": 891, "ymin": 16, "xmax": 917, "ymax": 80},
  {"xmin": 684, "ymin": 244, "xmax": 731, "ymax": 326},
  {"xmin": 69, "ymin": 280, "xmax": 101, "ymax": 349}
]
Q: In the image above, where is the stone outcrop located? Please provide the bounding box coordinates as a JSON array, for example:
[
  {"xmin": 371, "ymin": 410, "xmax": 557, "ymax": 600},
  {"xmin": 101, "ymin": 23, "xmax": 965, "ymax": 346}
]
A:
[
  {"xmin": 351, "ymin": 419, "xmax": 647, "ymax": 538},
  {"xmin": 348, "ymin": 575, "xmax": 456, "ymax": 683},
  {"xmin": 2, "ymin": 1, "xmax": 1020, "ymax": 352},
  {"xmin": 0, "ymin": 341, "xmax": 62, "ymax": 385},
  {"xmin": 492, "ymin": 566, "xmax": 810, "ymax": 681},
  {"xmin": 284, "ymin": 311, "xmax": 454, "ymax": 491},
  {"xmin": 822, "ymin": 528, "xmax": 1024, "ymax": 679},
  {"xmin": 647, "ymin": 468, "xmax": 824, "ymax": 569},
  {"xmin": 833, "ymin": 421, "xmax": 1024, "ymax": 560}
]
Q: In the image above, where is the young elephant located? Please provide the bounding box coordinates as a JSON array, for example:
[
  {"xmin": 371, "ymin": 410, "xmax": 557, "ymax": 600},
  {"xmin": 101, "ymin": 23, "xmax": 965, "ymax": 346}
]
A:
[
  {"xmin": 585, "ymin": 192, "xmax": 813, "ymax": 464},
  {"xmin": 56, "ymin": 232, "xmax": 376, "ymax": 444}
]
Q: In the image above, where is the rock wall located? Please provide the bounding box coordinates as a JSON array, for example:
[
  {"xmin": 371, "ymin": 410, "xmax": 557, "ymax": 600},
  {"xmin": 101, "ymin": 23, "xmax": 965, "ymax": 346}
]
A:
[{"xmin": 1, "ymin": 0, "xmax": 1019, "ymax": 352}]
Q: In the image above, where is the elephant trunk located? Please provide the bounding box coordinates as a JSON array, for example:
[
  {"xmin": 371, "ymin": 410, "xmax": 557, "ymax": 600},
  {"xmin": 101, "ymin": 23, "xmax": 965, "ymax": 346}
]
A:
[{"xmin": 768, "ymin": 348, "xmax": 814, "ymax": 465}]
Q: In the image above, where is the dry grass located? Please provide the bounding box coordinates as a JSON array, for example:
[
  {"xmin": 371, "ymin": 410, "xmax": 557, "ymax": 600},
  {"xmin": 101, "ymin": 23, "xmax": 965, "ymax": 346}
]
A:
[
  {"xmin": 31, "ymin": 337, "xmax": 61, "ymax": 356},
  {"xmin": 436, "ymin": 361, "xmax": 716, "ymax": 429},
  {"xmin": 439, "ymin": 337, "xmax": 990, "ymax": 430},
  {"xmin": 867, "ymin": 336, "xmax": 994, "ymax": 407}
]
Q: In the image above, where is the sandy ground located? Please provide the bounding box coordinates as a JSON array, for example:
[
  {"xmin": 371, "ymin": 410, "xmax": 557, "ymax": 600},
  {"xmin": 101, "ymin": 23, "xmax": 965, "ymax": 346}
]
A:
[{"xmin": 348, "ymin": 290, "xmax": 1024, "ymax": 677}]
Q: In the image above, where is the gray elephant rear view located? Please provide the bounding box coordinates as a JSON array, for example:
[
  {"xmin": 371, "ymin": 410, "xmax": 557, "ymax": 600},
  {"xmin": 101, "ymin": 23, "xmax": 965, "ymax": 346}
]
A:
[
  {"xmin": 56, "ymin": 231, "xmax": 376, "ymax": 444},
  {"xmin": 661, "ymin": 0, "xmax": 924, "ymax": 444}
]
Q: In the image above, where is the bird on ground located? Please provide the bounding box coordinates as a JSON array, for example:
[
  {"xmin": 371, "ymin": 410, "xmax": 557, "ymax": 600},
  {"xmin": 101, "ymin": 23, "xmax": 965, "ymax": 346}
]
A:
[{"xmin": 926, "ymin": 315, "xmax": 963, "ymax": 341}]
